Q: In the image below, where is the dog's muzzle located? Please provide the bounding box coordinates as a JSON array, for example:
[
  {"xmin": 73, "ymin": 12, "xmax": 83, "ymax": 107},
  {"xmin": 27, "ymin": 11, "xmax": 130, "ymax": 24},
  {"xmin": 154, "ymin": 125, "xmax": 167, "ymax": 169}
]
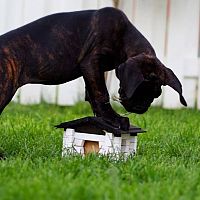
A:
[{"xmin": 119, "ymin": 81, "xmax": 162, "ymax": 114}]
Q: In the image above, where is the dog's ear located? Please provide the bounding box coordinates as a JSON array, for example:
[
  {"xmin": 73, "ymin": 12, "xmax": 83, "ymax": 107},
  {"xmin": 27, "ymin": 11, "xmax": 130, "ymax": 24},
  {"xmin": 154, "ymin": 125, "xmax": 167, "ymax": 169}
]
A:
[
  {"xmin": 116, "ymin": 57, "xmax": 144, "ymax": 99},
  {"xmin": 116, "ymin": 54, "xmax": 187, "ymax": 106},
  {"xmin": 157, "ymin": 65, "xmax": 187, "ymax": 106}
]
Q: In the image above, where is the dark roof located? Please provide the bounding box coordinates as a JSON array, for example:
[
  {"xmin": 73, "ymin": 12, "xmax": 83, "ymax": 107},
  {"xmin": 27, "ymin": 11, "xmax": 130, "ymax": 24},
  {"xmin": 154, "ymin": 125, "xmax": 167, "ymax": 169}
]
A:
[{"xmin": 55, "ymin": 116, "xmax": 145, "ymax": 137}]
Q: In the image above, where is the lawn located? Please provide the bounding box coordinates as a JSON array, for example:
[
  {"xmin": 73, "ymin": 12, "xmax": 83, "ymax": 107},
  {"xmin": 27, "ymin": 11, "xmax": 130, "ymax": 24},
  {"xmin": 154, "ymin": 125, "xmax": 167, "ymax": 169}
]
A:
[{"xmin": 0, "ymin": 102, "xmax": 200, "ymax": 200}]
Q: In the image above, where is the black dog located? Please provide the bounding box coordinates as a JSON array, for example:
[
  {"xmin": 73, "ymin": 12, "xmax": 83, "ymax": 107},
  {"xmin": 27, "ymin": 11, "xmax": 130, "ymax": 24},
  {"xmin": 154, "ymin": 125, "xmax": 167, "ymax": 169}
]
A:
[{"xmin": 0, "ymin": 7, "xmax": 187, "ymax": 130}]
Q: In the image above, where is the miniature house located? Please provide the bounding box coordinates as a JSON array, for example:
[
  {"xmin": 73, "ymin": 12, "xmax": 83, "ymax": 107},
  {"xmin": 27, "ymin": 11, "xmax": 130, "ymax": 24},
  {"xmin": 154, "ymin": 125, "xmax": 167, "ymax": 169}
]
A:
[{"xmin": 56, "ymin": 117, "xmax": 145, "ymax": 157}]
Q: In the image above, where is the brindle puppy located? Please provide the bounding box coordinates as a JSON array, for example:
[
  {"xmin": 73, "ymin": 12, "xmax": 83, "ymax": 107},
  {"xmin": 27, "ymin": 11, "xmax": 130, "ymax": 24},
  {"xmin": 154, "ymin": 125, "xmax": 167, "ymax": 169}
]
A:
[{"xmin": 0, "ymin": 7, "xmax": 187, "ymax": 130}]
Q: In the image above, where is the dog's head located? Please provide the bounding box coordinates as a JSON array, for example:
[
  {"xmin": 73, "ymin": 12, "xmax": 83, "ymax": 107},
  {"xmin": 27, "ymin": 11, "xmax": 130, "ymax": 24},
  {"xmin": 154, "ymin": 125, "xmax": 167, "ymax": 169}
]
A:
[{"xmin": 116, "ymin": 53, "xmax": 187, "ymax": 114}]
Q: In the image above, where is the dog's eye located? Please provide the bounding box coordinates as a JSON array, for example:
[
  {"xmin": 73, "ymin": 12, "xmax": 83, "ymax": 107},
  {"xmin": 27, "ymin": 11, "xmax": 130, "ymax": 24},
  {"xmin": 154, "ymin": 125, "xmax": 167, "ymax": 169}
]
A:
[
  {"xmin": 147, "ymin": 73, "xmax": 158, "ymax": 81},
  {"xmin": 149, "ymin": 73, "xmax": 157, "ymax": 79}
]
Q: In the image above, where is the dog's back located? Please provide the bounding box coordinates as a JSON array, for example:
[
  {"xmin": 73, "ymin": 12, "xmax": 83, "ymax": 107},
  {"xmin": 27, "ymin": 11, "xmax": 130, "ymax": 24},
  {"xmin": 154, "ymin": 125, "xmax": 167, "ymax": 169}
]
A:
[
  {"xmin": 0, "ymin": 10, "xmax": 95, "ymax": 41},
  {"xmin": 0, "ymin": 10, "xmax": 98, "ymax": 85}
]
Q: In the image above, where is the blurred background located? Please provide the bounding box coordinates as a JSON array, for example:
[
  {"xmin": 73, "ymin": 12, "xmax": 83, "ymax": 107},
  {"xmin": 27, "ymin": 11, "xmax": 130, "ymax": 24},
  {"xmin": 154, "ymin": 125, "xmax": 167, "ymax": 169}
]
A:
[{"xmin": 0, "ymin": 0, "xmax": 199, "ymax": 109}]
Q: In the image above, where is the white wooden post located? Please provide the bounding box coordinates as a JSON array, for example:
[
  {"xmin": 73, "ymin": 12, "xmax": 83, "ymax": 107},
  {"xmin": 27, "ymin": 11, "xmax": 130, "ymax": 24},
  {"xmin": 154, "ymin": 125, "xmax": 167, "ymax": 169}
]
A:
[
  {"xmin": 180, "ymin": 0, "xmax": 199, "ymax": 108},
  {"xmin": 20, "ymin": 84, "xmax": 42, "ymax": 104},
  {"xmin": 54, "ymin": 0, "xmax": 89, "ymax": 106},
  {"xmin": 107, "ymin": 1, "xmax": 168, "ymax": 106},
  {"xmin": 41, "ymin": 0, "xmax": 85, "ymax": 105},
  {"xmin": 106, "ymin": 1, "xmax": 136, "ymax": 102},
  {"xmin": 82, "ymin": 0, "xmax": 98, "ymax": 9},
  {"xmin": 163, "ymin": 0, "xmax": 199, "ymax": 109},
  {"xmin": 134, "ymin": 0, "xmax": 167, "ymax": 106},
  {"xmin": 0, "ymin": 0, "xmax": 7, "ymax": 35},
  {"xmin": 19, "ymin": 0, "xmax": 46, "ymax": 104},
  {"xmin": 41, "ymin": 85, "xmax": 57, "ymax": 104},
  {"xmin": 1, "ymin": 0, "xmax": 24, "ymax": 103},
  {"xmin": 1, "ymin": 0, "xmax": 24, "ymax": 33},
  {"xmin": 98, "ymin": 0, "xmax": 113, "ymax": 8},
  {"xmin": 183, "ymin": 59, "xmax": 199, "ymax": 108},
  {"xmin": 118, "ymin": 0, "xmax": 136, "ymax": 23},
  {"xmin": 44, "ymin": 0, "xmax": 82, "ymax": 14},
  {"xmin": 57, "ymin": 78, "xmax": 85, "ymax": 106}
]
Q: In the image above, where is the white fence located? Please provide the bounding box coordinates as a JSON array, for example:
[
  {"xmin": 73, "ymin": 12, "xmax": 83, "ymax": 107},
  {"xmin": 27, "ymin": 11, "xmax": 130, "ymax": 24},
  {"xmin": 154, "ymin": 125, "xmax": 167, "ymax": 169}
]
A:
[{"xmin": 0, "ymin": 0, "xmax": 199, "ymax": 109}]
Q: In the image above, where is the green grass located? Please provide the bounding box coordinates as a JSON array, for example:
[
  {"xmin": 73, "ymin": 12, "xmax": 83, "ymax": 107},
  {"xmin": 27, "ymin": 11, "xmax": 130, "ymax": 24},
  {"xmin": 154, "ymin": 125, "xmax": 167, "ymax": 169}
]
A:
[{"xmin": 0, "ymin": 102, "xmax": 200, "ymax": 200}]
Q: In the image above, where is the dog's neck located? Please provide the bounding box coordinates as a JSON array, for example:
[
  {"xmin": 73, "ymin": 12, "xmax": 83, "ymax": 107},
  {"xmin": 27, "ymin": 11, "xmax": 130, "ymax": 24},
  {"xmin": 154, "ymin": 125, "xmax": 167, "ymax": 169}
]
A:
[{"xmin": 123, "ymin": 25, "xmax": 156, "ymax": 59}]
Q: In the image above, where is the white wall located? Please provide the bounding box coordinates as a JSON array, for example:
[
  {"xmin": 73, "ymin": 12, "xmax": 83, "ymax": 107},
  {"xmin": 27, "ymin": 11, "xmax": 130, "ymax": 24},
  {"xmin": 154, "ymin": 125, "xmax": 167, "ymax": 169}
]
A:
[{"xmin": 0, "ymin": 0, "xmax": 199, "ymax": 109}]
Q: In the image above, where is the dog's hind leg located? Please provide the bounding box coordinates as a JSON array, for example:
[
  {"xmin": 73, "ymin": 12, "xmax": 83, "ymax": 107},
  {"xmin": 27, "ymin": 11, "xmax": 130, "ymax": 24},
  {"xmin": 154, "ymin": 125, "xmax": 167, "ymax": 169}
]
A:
[
  {"xmin": 0, "ymin": 87, "xmax": 18, "ymax": 115},
  {"xmin": 0, "ymin": 61, "xmax": 18, "ymax": 114}
]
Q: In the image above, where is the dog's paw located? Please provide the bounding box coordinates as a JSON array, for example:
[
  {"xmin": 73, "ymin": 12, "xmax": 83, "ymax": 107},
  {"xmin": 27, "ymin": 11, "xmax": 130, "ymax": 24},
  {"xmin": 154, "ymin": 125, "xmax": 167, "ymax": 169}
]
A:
[
  {"xmin": 103, "ymin": 116, "xmax": 130, "ymax": 131},
  {"xmin": 119, "ymin": 117, "xmax": 130, "ymax": 131}
]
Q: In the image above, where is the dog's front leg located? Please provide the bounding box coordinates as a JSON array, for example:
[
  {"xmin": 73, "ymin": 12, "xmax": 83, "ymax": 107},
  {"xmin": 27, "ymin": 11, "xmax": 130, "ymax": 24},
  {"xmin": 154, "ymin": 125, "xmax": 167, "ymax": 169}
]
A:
[{"xmin": 81, "ymin": 55, "xmax": 130, "ymax": 130}]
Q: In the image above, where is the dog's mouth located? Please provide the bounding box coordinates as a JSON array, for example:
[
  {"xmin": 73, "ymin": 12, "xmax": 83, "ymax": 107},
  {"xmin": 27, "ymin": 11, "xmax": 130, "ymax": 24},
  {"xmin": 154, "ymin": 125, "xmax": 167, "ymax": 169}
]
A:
[{"xmin": 120, "ymin": 97, "xmax": 153, "ymax": 114}]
